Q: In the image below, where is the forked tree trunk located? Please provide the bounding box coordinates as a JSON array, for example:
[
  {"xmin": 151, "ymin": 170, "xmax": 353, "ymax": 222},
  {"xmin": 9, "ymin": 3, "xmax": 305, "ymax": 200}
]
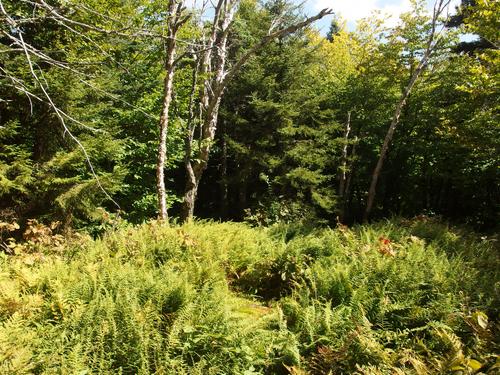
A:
[
  {"xmin": 181, "ymin": 52, "xmax": 200, "ymax": 220},
  {"xmin": 179, "ymin": 6, "xmax": 333, "ymax": 221},
  {"xmin": 180, "ymin": 0, "xmax": 234, "ymax": 221}
]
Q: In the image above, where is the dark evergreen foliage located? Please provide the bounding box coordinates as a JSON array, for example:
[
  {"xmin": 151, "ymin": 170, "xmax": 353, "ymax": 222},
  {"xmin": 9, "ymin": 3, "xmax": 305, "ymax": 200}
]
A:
[{"xmin": 0, "ymin": 0, "xmax": 498, "ymax": 230}]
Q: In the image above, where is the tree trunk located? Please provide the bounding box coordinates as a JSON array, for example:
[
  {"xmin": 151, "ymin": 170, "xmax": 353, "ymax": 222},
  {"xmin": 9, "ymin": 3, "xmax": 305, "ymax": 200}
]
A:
[
  {"xmin": 156, "ymin": 50, "xmax": 175, "ymax": 220},
  {"xmin": 181, "ymin": 161, "xmax": 199, "ymax": 220},
  {"xmin": 363, "ymin": 0, "xmax": 449, "ymax": 221},
  {"xmin": 180, "ymin": 52, "xmax": 200, "ymax": 221},
  {"xmin": 180, "ymin": 0, "xmax": 235, "ymax": 222},
  {"xmin": 363, "ymin": 63, "xmax": 426, "ymax": 221},
  {"xmin": 338, "ymin": 111, "xmax": 351, "ymax": 198},
  {"xmin": 179, "ymin": 5, "xmax": 333, "ymax": 221},
  {"xmin": 155, "ymin": 0, "xmax": 188, "ymax": 221}
]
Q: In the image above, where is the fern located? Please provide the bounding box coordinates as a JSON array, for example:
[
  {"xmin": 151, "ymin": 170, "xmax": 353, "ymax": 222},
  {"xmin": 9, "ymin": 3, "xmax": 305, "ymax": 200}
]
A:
[{"xmin": 0, "ymin": 219, "xmax": 497, "ymax": 373}]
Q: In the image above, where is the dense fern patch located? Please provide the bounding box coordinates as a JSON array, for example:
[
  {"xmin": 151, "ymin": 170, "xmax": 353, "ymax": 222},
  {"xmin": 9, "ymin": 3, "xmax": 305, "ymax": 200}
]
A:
[{"xmin": 0, "ymin": 218, "xmax": 498, "ymax": 374}]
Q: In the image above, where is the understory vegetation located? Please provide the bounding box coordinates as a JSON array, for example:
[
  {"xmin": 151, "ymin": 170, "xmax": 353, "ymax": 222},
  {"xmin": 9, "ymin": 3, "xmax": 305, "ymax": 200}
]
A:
[
  {"xmin": 0, "ymin": 0, "xmax": 498, "ymax": 372},
  {"xmin": 1, "ymin": 218, "xmax": 498, "ymax": 374}
]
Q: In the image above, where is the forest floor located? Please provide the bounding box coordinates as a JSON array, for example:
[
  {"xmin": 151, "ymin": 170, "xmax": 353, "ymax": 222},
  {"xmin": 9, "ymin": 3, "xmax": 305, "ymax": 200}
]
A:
[{"xmin": 0, "ymin": 218, "xmax": 498, "ymax": 374}]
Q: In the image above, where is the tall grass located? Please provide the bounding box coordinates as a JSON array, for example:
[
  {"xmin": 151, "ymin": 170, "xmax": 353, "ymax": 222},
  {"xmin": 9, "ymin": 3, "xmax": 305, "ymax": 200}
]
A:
[{"xmin": 0, "ymin": 218, "xmax": 498, "ymax": 374}]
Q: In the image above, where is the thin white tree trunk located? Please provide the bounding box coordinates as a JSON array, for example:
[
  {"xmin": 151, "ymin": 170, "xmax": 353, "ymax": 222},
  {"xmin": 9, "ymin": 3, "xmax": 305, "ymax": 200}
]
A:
[
  {"xmin": 156, "ymin": 0, "xmax": 188, "ymax": 220},
  {"xmin": 363, "ymin": 0, "xmax": 450, "ymax": 221},
  {"xmin": 180, "ymin": 5, "xmax": 333, "ymax": 221},
  {"xmin": 339, "ymin": 111, "xmax": 351, "ymax": 198},
  {"xmin": 363, "ymin": 62, "xmax": 428, "ymax": 221}
]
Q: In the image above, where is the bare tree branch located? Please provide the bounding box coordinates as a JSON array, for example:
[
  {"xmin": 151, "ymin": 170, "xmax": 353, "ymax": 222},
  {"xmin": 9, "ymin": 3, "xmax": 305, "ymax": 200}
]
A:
[{"xmin": 0, "ymin": 0, "xmax": 120, "ymax": 208}]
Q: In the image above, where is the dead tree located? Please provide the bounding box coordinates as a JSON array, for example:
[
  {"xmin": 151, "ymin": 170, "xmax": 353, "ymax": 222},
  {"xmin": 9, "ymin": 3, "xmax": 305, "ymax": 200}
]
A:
[
  {"xmin": 363, "ymin": 0, "xmax": 451, "ymax": 222},
  {"xmin": 180, "ymin": 3, "xmax": 333, "ymax": 221}
]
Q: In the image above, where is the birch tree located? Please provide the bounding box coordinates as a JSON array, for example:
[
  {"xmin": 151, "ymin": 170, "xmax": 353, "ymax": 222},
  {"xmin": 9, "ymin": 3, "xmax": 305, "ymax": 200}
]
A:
[
  {"xmin": 156, "ymin": 0, "xmax": 190, "ymax": 221},
  {"xmin": 363, "ymin": 0, "xmax": 452, "ymax": 221},
  {"xmin": 180, "ymin": 2, "xmax": 333, "ymax": 220}
]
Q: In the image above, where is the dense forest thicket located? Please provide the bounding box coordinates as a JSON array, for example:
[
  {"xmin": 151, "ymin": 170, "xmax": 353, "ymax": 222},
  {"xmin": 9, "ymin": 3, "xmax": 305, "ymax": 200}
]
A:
[{"xmin": 0, "ymin": 0, "xmax": 498, "ymax": 230}]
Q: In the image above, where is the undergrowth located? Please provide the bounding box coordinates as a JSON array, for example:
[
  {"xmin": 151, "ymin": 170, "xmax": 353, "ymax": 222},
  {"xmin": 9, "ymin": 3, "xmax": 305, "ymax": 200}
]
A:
[{"xmin": 0, "ymin": 217, "xmax": 498, "ymax": 374}]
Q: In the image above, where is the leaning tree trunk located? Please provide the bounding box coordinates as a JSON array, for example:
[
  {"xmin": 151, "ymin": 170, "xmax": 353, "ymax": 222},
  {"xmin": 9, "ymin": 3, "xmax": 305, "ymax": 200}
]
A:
[
  {"xmin": 363, "ymin": 0, "xmax": 450, "ymax": 221},
  {"xmin": 363, "ymin": 64, "xmax": 426, "ymax": 221}
]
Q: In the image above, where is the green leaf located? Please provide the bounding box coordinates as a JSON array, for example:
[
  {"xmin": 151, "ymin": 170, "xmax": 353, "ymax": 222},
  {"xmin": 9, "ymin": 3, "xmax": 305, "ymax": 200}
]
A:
[{"xmin": 468, "ymin": 359, "xmax": 482, "ymax": 371}]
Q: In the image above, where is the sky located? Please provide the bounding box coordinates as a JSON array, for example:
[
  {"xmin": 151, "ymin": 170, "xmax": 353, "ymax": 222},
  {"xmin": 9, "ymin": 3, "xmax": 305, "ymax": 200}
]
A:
[{"xmin": 305, "ymin": 0, "xmax": 462, "ymax": 34}]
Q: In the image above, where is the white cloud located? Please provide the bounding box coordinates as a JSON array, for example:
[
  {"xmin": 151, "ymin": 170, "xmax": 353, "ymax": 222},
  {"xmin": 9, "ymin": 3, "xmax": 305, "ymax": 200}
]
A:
[
  {"xmin": 315, "ymin": 0, "xmax": 378, "ymax": 21},
  {"xmin": 311, "ymin": 0, "xmax": 461, "ymax": 28}
]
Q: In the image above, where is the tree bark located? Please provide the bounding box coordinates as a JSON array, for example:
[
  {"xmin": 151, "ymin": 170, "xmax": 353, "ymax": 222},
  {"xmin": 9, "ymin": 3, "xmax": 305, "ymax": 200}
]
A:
[
  {"xmin": 156, "ymin": 0, "xmax": 188, "ymax": 221},
  {"xmin": 339, "ymin": 111, "xmax": 351, "ymax": 198},
  {"xmin": 363, "ymin": 0, "xmax": 449, "ymax": 222},
  {"xmin": 181, "ymin": 161, "xmax": 199, "ymax": 220},
  {"xmin": 179, "ymin": 5, "xmax": 333, "ymax": 221},
  {"xmin": 156, "ymin": 45, "xmax": 175, "ymax": 221}
]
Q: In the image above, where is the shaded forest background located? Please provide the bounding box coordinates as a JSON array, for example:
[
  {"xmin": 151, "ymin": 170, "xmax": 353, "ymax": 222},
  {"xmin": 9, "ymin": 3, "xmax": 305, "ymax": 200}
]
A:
[
  {"xmin": 0, "ymin": 1, "xmax": 499, "ymax": 373},
  {"xmin": 1, "ymin": 0, "xmax": 498, "ymax": 232}
]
